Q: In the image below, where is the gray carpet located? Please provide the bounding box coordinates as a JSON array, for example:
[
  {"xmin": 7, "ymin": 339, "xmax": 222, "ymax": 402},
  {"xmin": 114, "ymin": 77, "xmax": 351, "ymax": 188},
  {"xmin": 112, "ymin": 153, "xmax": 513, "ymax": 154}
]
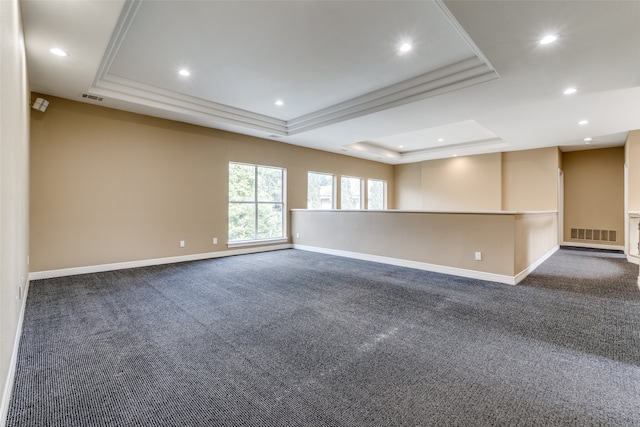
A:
[{"xmin": 6, "ymin": 248, "xmax": 640, "ymax": 426}]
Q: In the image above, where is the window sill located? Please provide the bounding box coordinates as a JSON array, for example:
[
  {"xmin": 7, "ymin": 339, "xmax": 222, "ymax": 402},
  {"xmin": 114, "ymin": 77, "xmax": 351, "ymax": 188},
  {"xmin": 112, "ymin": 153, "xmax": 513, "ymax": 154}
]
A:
[{"xmin": 227, "ymin": 237, "xmax": 289, "ymax": 249}]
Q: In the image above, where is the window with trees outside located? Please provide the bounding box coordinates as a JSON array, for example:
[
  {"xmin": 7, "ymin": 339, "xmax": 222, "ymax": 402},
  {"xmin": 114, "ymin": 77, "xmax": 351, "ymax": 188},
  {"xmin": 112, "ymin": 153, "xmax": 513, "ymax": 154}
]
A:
[
  {"xmin": 307, "ymin": 172, "xmax": 335, "ymax": 209},
  {"xmin": 228, "ymin": 162, "xmax": 285, "ymax": 243},
  {"xmin": 367, "ymin": 179, "xmax": 386, "ymax": 210},
  {"xmin": 340, "ymin": 176, "xmax": 363, "ymax": 209}
]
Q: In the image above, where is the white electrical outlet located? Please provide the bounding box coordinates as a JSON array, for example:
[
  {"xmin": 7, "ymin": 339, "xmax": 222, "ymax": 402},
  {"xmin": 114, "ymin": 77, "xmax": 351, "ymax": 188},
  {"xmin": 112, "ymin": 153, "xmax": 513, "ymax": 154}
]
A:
[
  {"xmin": 475, "ymin": 251, "xmax": 482, "ymax": 261},
  {"xmin": 180, "ymin": 240, "xmax": 185, "ymax": 248},
  {"xmin": 296, "ymin": 233, "xmax": 300, "ymax": 238},
  {"xmin": 213, "ymin": 237, "xmax": 218, "ymax": 245}
]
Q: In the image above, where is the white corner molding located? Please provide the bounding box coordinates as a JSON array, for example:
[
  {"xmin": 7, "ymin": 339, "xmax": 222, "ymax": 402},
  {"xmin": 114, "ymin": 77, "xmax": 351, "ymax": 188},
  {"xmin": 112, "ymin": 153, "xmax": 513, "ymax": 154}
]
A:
[{"xmin": 28, "ymin": 244, "xmax": 293, "ymax": 281}]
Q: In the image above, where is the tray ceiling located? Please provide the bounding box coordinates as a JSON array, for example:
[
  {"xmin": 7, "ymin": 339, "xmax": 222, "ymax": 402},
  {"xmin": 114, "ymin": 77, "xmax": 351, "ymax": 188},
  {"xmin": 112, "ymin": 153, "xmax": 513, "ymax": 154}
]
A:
[{"xmin": 21, "ymin": 0, "xmax": 640, "ymax": 164}]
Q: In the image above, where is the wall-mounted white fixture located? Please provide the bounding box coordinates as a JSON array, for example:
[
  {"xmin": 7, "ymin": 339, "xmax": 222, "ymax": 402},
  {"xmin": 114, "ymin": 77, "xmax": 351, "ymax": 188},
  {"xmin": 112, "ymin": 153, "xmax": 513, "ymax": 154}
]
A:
[{"xmin": 32, "ymin": 97, "xmax": 49, "ymax": 112}]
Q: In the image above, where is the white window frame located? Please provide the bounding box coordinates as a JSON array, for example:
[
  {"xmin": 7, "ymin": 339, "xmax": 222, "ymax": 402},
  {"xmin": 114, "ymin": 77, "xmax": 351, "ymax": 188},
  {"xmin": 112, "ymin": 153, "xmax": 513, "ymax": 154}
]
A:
[
  {"xmin": 340, "ymin": 175, "xmax": 364, "ymax": 210},
  {"xmin": 307, "ymin": 171, "xmax": 336, "ymax": 209},
  {"xmin": 228, "ymin": 162, "xmax": 287, "ymax": 247},
  {"xmin": 367, "ymin": 179, "xmax": 387, "ymax": 210}
]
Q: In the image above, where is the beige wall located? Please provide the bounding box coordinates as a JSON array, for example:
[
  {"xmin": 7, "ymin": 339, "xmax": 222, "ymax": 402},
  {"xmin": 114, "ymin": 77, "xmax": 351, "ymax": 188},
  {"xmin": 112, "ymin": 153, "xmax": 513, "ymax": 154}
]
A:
[
  {"xmin": 393, "ymin": 162, "xmax": 422, "ymax": 209},
  {"xmin": 562, "ymin": 147, "xmax": 624, "ymax": 246},
  {"xmin": 502, "ymin": 147, "xmax": 559, "ymax": 211},
  {"xmin": 421, "ymin": 153, "xmax": 502, "ymax": 210},
  {"xmin": 0, "ymin": 0, "xmax": 30, "ymax": 420},
  {"xmin": 29, "ymin": 96, "xmax": 394, "ymax": 272},
  {"xmin": 293, "ymin": 210, "xmax": 516, "ymax": 276},
  {"xmin": 514, "ymin": 213, "xmax": 558, "ymax": 273},
  {"xmin": 395, "ymin": 147, "xmax": 560, "ymax": 212}
]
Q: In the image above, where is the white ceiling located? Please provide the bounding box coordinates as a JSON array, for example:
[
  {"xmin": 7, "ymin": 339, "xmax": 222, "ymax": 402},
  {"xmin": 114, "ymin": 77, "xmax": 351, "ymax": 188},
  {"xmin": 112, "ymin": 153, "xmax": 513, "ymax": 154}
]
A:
[{"xmin": 21, "ymin": 0, "xmax": 640, "ymax": 164}]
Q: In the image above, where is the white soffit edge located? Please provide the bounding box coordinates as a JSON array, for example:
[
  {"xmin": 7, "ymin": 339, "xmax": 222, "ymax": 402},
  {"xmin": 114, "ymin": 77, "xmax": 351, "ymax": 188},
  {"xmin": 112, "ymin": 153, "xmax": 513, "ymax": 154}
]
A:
[
  {"xmin": 346, "ymin": 119, "xmax": 509, "ymax": 162},
  {"xmin": 90, "ymin": 0, "xmax": 499, "ymax": 137}
]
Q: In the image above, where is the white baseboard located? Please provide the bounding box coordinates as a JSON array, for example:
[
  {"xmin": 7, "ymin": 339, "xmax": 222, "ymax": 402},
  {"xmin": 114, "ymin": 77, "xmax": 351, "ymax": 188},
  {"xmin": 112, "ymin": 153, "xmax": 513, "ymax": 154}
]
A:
[
  {"xmin": 513, "ymin": 245, "xmax": 560, "ymax": 285},
  {"xmin": 561, "ymin": 241, "xmax": 625, "ymax": 251},
  {"xmin": 0, "ymin": 279, "xmax": 30, "ymax": 427},
  {"xmin": 293, "ymin": 244, "xmax": 519, "ymax": 285},
  {"xmin": 28, "ymin": 244, "xmax": 293, "ymax": 280}
]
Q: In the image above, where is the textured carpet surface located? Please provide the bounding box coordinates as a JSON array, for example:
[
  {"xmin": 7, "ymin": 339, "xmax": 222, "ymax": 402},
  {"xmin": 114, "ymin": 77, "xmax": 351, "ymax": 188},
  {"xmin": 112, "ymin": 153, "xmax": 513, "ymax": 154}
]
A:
[{"xmin": 7, "ymin": 248, "xmax": 640, "ymax": 426}]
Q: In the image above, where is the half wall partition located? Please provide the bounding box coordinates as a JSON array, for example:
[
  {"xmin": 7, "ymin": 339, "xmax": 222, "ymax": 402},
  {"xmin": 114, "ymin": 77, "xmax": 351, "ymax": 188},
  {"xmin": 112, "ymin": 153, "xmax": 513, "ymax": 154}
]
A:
[{"xmin": 292, "ymin": 210, "xmax": 558, "ymax": 285}]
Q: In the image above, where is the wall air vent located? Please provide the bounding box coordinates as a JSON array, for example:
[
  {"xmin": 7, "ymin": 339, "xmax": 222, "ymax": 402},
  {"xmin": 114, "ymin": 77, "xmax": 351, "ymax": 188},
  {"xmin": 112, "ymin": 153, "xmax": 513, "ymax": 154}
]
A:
[
  {"xmin": 570, "ymin": 228, "xmax": 617, "ymax": 242},
  {"xmin": 81, "ymin": 93, "xmax": 104, "ymax": 102}
]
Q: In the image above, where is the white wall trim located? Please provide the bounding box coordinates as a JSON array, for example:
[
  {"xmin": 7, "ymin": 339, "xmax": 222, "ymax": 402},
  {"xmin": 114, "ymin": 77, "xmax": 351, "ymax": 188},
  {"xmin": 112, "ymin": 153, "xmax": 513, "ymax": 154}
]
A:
[
  {"xmin": 513, "ymin": 245, "xmax": 560, "ymax": 285},
  {"xmin": 627, "ymin": 255, "xmax": 639, "ymax": 265},
  {"xmin": 1, "ymin": 280, "xmax": 30, "ymax": 427},
  {"xmin": 561, "ymin": 241, "xmax": 625, "ymax": 251},
  {"xmin": 28, "ymin": 244, "xmax": 293, "ymax": 280},
  {"xmin": 293, "ymin": 244, "xmax": 519, "ymax": 285}
]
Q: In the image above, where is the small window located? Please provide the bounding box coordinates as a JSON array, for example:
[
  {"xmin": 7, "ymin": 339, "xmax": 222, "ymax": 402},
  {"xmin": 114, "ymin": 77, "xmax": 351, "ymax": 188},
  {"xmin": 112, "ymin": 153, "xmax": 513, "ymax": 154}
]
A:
[
  {"xmin": 341, "ymin": 176, "xmax": 363, "ymax": 209},
  {"xmin": 228, "ymin": 162, "xmax": 285, "ymax": 243},
  {"xmin": 367, "ymin": 179, "xmax": 386, "ymax": 210},
  {"xmin": 307, "ymin": 172, "xmax": 335, "ymax": 209}
]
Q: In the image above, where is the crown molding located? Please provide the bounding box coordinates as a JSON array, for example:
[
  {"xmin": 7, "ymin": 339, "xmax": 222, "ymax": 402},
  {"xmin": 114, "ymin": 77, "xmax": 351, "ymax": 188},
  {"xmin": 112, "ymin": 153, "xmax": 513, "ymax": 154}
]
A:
[{"xmin": 91, "ymin": 0, "xmax": 499, "ymax": 138}]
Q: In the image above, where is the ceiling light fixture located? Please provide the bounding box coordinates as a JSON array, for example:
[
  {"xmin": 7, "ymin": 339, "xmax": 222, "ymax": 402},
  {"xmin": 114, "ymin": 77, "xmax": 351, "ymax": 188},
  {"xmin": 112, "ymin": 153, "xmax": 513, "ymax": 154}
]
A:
[
  {"xmin": 178, "ymin": 69, "xmax": 190, "ymax": 77},
  {"xmin": 399, "ymin": 43, "xmax": 412, "ymax": 54},
  {"xmin": 452, "ymin": 154, "xmax": 458, "ymax": 157},
  {"xmin": 563, "ymin": 87, "xmax": 577, "ymax": 95},
  {"xmin": 584, "ymin": 137, "xmax": 593, "ymax": 143},
  {"xmin": 49, "ymin": 48, "xmax": 67, "ymax": 57},
  {"xmin": 578, "ymin": 120, "xmax": 589, "ymax": 125},
  {"xmin": 437, "ymin": 138, "xmax": 444, "ymax": 142},
  {"xmin": 274, "ymin": 100, "xmax": 284, "ymax": 106},
  {"xmin": 539, "ymin": 34, "xmax": 558, "ymax": 45}
]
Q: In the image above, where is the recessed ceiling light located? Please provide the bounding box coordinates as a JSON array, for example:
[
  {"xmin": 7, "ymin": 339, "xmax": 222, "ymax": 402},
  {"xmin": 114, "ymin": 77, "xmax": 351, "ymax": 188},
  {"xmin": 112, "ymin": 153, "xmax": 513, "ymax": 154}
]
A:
[
  {"xmin": 399, "ymin": 42, "xmax": 412, "ymax": 54},
  {"xmin": 49, "ymin": 48, "xmax": 67, "ymax": 57},
  {"xmin": 178, "ymin": 69, "xmax": 190, "ymax": 77},
  {"xmin": 584, "ymin": 137, "xmax": 593, "ymax": 143},
  {"xmin": 563, "ymin": 87, "xmax": 577, "ymax": 95},
  {"xmin": 452, "ymin": 154, "xmax": 458, "ymax": 157},
  {"xmin": 578, "ymin": 120, "xmax": 589, "ymax": 125},
  {"xmin": 437, "ymin": 138, "xmax": 444, "ymax": 142},
  {"xmin": 274, "ymin": 99, "xmax": 284, "ymax": 106},
  {"xmin": 539, "ymin": 34, "xmax": 558, "ymax": 45},
  {"xmin": 398, "ymin": 145, "xmax": 404, "ymax": 148}
]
